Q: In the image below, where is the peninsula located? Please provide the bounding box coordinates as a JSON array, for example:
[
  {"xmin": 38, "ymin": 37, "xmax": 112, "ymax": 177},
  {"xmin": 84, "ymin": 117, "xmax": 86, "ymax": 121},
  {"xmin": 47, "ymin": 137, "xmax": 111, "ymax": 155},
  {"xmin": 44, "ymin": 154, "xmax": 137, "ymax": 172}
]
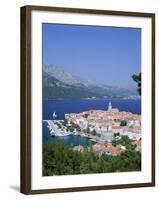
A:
[{"xmin": 44, "ymin": 102, "xmax": 141, "ymax": 156}]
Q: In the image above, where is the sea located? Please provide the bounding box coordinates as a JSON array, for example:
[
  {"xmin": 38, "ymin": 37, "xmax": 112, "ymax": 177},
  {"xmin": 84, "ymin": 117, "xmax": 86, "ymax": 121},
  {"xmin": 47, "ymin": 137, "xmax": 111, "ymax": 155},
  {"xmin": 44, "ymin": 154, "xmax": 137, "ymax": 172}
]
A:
[{"xmin": 43, "ymin": 99, "xmax": 141, "ymax": 147}]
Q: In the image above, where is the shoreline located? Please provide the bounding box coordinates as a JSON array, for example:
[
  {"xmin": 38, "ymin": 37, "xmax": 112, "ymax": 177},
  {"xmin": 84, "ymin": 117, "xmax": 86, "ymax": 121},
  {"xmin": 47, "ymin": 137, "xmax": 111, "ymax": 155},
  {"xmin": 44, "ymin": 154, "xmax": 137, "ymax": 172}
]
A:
[
  {"xmin": 43, "ymin": 97, "xmax": 141, "ymax": 101},
  {"xmin": 43, "ymin": 120, "xmax": 99, "ymax": 142}
]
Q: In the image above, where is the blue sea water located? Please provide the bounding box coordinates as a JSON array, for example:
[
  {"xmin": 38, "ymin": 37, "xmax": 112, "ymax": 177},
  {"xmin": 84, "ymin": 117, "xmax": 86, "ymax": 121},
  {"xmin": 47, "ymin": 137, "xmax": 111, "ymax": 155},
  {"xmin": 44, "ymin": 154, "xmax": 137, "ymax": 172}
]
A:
[{"xmin": 42, "ymin": 99, "xmax": 141, "ymax": 147}]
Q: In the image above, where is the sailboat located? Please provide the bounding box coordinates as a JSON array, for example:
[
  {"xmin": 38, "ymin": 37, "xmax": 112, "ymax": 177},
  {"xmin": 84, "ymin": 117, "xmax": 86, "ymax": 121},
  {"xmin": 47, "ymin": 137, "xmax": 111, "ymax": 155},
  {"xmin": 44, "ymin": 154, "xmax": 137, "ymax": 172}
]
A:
[{"xmin": 52, "ymin": 111, "xmax": 57, "ymax": 119}]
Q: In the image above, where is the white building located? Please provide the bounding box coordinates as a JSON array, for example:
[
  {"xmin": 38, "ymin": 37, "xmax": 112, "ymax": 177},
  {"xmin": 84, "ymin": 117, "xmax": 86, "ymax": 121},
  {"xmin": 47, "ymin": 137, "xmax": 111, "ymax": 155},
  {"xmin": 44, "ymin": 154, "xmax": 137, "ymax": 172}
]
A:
[{"xmin": 108, "ymin": 101, "xmax": 112, "ymax": 110}]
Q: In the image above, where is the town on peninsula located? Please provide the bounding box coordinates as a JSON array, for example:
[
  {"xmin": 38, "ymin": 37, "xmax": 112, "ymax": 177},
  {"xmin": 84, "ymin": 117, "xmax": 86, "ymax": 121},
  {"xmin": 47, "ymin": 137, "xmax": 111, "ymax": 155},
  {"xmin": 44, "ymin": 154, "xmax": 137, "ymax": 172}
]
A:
[{"xmin": 44, "ymin": 102, "xmax": 141, "ymax": 157}]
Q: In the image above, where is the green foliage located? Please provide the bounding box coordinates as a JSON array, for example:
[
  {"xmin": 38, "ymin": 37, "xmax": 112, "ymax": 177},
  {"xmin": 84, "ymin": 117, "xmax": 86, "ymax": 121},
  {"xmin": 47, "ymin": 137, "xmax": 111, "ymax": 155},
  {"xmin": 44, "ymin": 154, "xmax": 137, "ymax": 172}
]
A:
[
  {"xmin": 62, "ymin": 119, "xmax": 68, "ymax": 126},
  {"xmin": 112, "ymin": 139, "xmax": 118, "ymax": 147},
  {"xmin": 76, "ymin": 127, "xmax": 81, "ymax": 132},
  {"xmin": 56, "ymin": 122, "xmax": 62, "ymax": 128},
  {"xmin": 67, "ymin": 122, "xmax": 81, "ymax": 132},
  {"xmin": 83, "ymin": 113, "xmax": 89, "ymax": 118},
  {"xmin": 69, "ymin": 126, "xmax": 74, "ymax": 132},
  {"xmin": 114, "ymin": 119, "xmax": 121, "ymax": 122},
  {"xmin": 91, "ymin": 129, "xmax": 97, "ymax": 135},
  {"xmin": 132, "ymin": 73, "xmax": 141, "ymax": 95},
  {"xmin": 112, "ymin": 136, "xmax": 135, "ymax": 150},
  {"xmin": 86, "ymin": 127, "xmax": 90, "ymax": 133},
  {"xmin": 43, "ymin": 139, "xmax": 141, "ymax": 176},
  {"xmin": 120, "ymin": 120, "xmax": 127, "ymax": 126}
]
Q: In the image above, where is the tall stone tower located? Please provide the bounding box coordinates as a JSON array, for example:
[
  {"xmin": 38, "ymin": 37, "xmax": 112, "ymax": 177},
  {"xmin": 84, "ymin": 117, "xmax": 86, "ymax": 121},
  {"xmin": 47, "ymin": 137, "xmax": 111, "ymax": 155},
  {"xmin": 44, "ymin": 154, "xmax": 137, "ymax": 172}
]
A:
[{"xmin": 108, "ymin": 101, "xmax": 112, "ymax": 110}]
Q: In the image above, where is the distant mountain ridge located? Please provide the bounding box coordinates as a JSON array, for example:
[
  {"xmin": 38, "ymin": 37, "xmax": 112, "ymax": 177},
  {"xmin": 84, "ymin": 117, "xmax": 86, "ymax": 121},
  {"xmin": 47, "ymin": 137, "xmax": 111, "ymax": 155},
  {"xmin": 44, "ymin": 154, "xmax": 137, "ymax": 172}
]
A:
[
  {"xmin": 43, "ymin": 64, "xmax": 139, "ymax": 99},
  {"xmin": 43, "ymin": 64, "xmax": 98, "ymax": 87}
]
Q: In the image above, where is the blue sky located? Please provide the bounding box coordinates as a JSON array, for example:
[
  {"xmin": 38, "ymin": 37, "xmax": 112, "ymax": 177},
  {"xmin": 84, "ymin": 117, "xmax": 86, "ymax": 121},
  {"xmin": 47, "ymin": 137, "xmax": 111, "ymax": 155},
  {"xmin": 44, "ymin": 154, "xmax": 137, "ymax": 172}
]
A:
[{"xmin": 42, "ymin": 23, "xmax": 141, "ymax": 88}]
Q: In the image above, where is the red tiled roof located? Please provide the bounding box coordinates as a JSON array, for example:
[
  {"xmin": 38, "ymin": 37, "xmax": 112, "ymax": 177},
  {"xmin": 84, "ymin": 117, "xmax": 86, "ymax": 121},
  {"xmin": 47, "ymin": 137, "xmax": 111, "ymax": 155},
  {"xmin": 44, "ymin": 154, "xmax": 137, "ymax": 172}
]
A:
[
  {"xmin": 132, "ymin": 139, "xmax": 141, "ymax": 146},
  {"xmin": 103, "ymin": 144, "xmax": 126, "ymax": 156}
]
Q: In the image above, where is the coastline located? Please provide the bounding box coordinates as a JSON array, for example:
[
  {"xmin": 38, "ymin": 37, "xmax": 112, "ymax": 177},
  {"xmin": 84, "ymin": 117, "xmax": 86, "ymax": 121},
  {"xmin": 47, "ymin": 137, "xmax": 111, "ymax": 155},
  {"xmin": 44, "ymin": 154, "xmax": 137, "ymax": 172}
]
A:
[
  {"xmin": 43, "ymin": 102, "xmax": 141, "ymax": 145},
  {"xmin": 43, "ymin": 120, "xmax": 98, "ymax": 142},
  {"xmin": 42, "ymin": 99, "xmax": 141, "ymax": 156}
]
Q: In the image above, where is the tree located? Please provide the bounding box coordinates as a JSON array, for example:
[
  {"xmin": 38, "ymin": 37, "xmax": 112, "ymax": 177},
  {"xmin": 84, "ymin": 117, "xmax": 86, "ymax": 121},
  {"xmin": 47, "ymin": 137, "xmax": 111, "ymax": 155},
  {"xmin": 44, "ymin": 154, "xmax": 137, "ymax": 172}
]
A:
[
  {"xmin": 120, "ymin": 120, "xmax": 127, "ymax": 126},
  {"xmin": 112, "ymin": 139, "xmax": 118, "ymax": 147},
  {"xmin": 91, "ymin": 129, "xmax": 97, "ymax": 135},
  {"xmin": 86, "ymin": 127, "xmax": 90, "ymax": 133},
  {"xmin": 76, "ymin": 125, "xmax": 81, "ymax": 132},
  {"xmin": 62, "ymin": 119, "xmax": 68, "ymax": 126},
  {"xmin": 83, "ymin": 113, "xmax": 89, "ymax": 118},
  {"xmin": 43, "ymin": 139, "xmax": 141, "ymax": 176},
  {"xmin": 132, "ymin": 73, "xmax": 141, "ymax": 95}
]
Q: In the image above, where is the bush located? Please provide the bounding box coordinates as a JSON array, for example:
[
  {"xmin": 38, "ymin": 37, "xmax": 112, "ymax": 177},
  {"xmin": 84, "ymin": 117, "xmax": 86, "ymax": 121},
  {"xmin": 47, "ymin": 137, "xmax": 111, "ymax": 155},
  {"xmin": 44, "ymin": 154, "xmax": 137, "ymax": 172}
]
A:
[
  {"xmin": 43, "ymin": 139, "xmax": 141, "ymax": 176},
  {"xmin": 120, "ymin": 120, "xmax": 127, "ymax": 126}
]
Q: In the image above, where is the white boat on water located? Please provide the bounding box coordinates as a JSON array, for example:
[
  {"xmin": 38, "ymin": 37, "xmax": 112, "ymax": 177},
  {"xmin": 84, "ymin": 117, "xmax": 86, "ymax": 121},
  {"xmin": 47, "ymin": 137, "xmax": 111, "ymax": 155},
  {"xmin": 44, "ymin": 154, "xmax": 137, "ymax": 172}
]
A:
[{"xmin": 52, "ymin": 111, "xmax": 57, "ymax": 119}]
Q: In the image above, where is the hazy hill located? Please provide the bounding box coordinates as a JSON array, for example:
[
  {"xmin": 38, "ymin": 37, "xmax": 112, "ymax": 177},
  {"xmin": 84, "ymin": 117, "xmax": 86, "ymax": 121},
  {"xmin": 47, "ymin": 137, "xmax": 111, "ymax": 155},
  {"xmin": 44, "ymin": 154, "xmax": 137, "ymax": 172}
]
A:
[{"xmin": 43, "ymin": 64, "xmax": 138, "ymax": 99}]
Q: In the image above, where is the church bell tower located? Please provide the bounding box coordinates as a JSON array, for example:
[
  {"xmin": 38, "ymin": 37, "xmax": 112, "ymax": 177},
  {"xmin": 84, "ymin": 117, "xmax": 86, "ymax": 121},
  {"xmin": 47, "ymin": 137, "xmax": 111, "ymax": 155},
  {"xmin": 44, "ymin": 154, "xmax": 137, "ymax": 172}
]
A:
[{"xmin": 108, "ymin": 101, "xmax": 112, "ymax": 110}]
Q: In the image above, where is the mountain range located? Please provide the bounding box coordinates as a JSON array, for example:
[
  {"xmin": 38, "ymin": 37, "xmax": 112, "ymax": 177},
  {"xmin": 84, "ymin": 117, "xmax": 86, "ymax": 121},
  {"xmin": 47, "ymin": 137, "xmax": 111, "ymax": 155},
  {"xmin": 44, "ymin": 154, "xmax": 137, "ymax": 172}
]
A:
[{"xmin": 43, "ymin": 64, "xmax": 139, "ymax": 99}]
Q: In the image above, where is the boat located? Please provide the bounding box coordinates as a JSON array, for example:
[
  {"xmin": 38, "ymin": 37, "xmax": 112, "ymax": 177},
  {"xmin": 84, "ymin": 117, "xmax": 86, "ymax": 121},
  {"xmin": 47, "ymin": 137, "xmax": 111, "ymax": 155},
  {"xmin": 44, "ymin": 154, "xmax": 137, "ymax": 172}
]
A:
[{"xmin": 52, "ymin": 111, "xmax": 57, "ymax": 119}]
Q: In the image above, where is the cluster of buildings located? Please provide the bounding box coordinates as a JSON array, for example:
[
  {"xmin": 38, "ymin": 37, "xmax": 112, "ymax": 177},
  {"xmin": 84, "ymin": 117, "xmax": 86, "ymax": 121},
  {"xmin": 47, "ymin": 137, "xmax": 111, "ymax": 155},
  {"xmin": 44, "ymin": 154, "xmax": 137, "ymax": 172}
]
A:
[
  {"xmin": 73, "ymin": 140, "xmax": 141, "ymax": 156},
  {"xmin": 47, "ymin": 101, "xmax": 141, "ymax": 156},
  {"xmin": 66, "ymin": 102, "xmax": 141, "ymax": 156},
  {"xmin": 92, "ymin": 143, "xmax": 126, "ymax": 156},
  {"xmin": 65, "ymin": 102, "xmax": 141, "ymax": 143}
]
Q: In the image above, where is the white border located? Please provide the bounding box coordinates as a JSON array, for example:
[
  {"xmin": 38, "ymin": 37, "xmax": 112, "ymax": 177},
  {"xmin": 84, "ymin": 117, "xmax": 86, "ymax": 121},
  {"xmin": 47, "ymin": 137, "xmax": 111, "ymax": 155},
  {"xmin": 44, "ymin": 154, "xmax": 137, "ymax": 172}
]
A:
[{"xmin": 31, "ymin": 10, "xmax": 152, "ymax": 190}]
